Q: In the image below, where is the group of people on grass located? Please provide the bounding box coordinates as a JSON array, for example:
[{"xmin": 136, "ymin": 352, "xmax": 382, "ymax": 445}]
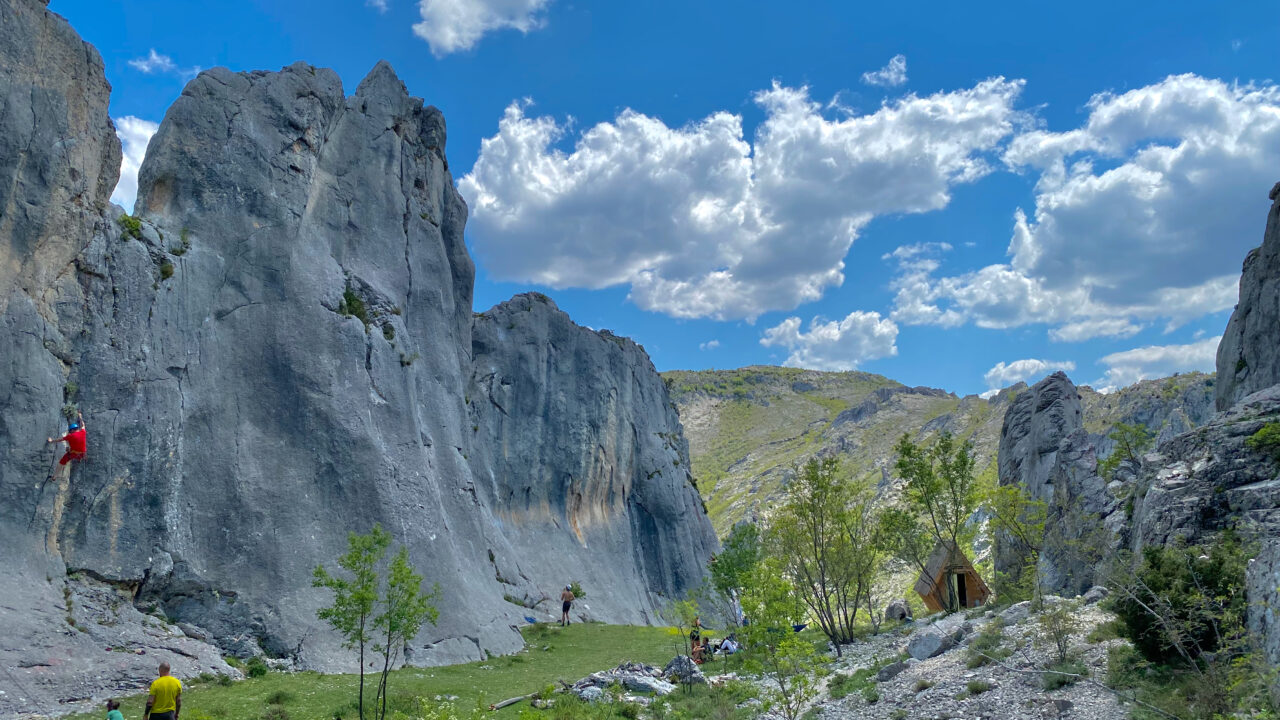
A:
[
  {"xmin": 689, "ymin": 616, "xmax": 739, "ymax": 664},
  {"xmin": 103, "ymin": 662, "xmax": 182, "ymax": 720}
]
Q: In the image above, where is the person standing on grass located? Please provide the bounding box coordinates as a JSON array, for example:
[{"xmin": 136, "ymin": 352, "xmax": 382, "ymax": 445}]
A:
[
  {"xmin": 143, "ymin": 662, "xmax": 182, "ymax": 720},
  {"xmin": 560, "ymin": 585, "xmax": 575, "ymax": 626},
  {"xmin": 105, "ymin": 699, "xmax": 124, "ymax": 720}
]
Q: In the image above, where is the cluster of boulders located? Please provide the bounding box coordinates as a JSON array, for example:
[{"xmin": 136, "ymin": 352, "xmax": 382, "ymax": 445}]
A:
[{"xmin": 816, "ymin": 591, "xmax": 1123, "ymax": 720}]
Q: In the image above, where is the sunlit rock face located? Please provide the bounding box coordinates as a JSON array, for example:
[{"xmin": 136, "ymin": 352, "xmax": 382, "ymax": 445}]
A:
[{"xmin": 0, "ymin": 2, "xmax": 715, "ymax": 713}]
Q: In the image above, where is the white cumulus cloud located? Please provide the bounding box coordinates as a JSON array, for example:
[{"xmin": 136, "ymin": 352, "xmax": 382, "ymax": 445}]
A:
[
  {"xmin": 128, "ymin": 49, "xmax": 200, "ymax": 80},
  {"xmin": 463, "ymin": 78, "xmax": 1026, "ymax": 320},
  {"xmin": 760, "ymin": 312, "xmax": 898, "ymax": 371},
  {"xmin": 110, "ymin": 116, "xmax": 159, "ymax": 212},
  {"xmin": 893, "ymin": 74, "xmax": 1280, "ymax": 340},
  {"xmin": 413, "ymin": 0, "xmax": 551, "ymax": 56},
  {"xmin": 861, "ymin": 54, "xmax": 908, "ymax": 87},
  {"xmin": 983, "ymin": 358, "xmax": 1076, "ymax": 391},
  {"xmin": 367, "ymin": 0, "xmax": 389, "ymax": 11},
  {"xmin": 699, "ymin": 340, "xmax": 720, "ymax": 351},
  {"xmin": 1093, "ymin": 337, "xmax": 1221, "ymax": 392}
]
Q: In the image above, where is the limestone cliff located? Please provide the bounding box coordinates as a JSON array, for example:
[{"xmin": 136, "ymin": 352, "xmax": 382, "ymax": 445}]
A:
[
  {"xmin": 1216, "ymin": 183, "xmax": 1280, "ymax": 410},
  {"xmin": 995, "ymin": 373, "xmax": 1116, "ymax": 594},
  {"xmin": 0, "ymin": 1, "xmax": 715, "ymax": 714}
]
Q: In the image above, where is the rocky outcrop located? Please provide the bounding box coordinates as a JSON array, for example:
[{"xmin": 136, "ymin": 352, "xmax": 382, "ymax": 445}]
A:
[
  {"xmin": 1249, "ymin": 540, "xmax": 1280, "ymax": 707},
  {"xmin": 995, "ymin": 373, "xmax": 1119, "ymax": 595},
  {"xmin": 469, "ymin": 293, "xmax": 717, "ymax": 621},
  {"xmin": 1130, "ymin": 386, "xmax": 1280, "ymax": 551},
  {"xmin": 1216, "ymin": 183, "xmax": 1280, "ymax": 410},
  {"xmin": 0, "ymin": 2, "xmax": 715, "ymax": 714}
]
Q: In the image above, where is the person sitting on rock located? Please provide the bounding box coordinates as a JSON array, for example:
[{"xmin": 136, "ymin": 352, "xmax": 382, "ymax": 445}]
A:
[
  {"xmin": 691, "ymin": 640, "xmax": 706, "ymax": 664},
  {"xmin": 719, "ymin": 636, "xmax": 739, "ymax": 655},
  {"xmin": 47, "ymin": 411, "xmax": 86, "ymax": 480}
]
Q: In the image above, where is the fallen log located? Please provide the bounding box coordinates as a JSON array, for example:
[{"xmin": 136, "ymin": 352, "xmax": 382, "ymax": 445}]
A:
[{"xmin": 489, "ymin": 692, "xmax": 537, "ymax": 711}]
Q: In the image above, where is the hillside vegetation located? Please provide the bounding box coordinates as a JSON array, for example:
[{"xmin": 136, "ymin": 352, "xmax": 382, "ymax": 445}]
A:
[{"xmin": 662, "ymin": 366, "xmax": 1215, "ymax": 535}]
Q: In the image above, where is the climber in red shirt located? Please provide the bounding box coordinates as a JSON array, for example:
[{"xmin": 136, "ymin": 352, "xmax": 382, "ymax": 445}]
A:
[{"xmin": 48, "ymin": 411, "xmax": 87, "ymax": 472}]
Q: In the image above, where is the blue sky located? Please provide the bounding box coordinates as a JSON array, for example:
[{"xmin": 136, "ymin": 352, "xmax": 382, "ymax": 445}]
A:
[{"xmin": 52, "ymin": 0, "xmax": 1280, "ymax": 396}]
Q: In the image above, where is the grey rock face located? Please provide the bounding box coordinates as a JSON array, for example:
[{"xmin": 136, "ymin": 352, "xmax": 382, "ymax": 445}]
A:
[
  {"xmin": 1248, "ymin": 540, "xmax": 1280, "ymax": 708},
  {"xmin": 1216, "ymin": 182, "xmax": 1280, "ymax": 411},
  {"xmin": 995, "ymin": 373, "xmax": 1117, "ymax": 594},
  {"xmin": 0, "ymin": 3, "xmax": 716, "ymax": 713},
  {"xmin": 469, "ymin": 294, "xmax": 717, "ymax": 617},
  {"xmin": 1131, "ymin": 386, "xmax": 1280, "ymax": 551}
]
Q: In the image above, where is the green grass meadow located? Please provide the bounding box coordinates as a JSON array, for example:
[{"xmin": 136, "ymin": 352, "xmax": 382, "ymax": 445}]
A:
[{"xmin": 67, "ymin": 624, "xmax": 744, "ymax": 720}]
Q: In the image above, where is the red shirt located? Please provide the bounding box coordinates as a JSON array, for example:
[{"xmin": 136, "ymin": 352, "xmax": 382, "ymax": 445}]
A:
[{"xmin": 62, "ymin": 428, "xmax": 86, "ymax": 454}]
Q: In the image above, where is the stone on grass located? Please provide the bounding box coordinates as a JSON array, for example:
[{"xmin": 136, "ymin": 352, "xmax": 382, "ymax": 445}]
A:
[
  {"xmin": 663, "ymin": 655, "xmax": 707, "ymax": 685},
  {"xmin": 876, "ymin": 661, "xmax": 907, "ymax": 682},
  {"xmin": 907, "ymin": 626, "xmax": 964, "ymax": 660}
]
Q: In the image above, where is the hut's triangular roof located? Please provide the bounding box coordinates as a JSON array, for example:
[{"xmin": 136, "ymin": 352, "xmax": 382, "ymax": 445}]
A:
[{"xmin": 913, "ymin": 540, "xmax": 989, "ymax": 598}]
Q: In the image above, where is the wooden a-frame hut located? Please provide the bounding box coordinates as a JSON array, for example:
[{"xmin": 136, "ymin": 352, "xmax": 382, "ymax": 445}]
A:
[{"xmin": 914, "ymin": 540, "xmax": 991, "ymax": 612}]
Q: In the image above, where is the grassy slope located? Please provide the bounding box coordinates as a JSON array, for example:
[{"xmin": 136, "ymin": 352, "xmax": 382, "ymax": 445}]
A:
[
  {"xmin": 664, "ymin": 366, "xmax": 1215, "ymax": 537},
  {"xmin": 67, "ymin": 624, "xmax": 689, "ymax": 720},
  {"xmin": 663, "ymin": 366, "xmax": 1010, "ymax": 535}
]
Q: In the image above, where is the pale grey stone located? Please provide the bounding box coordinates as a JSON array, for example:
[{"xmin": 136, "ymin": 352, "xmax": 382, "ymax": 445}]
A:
[{"xmin": 1216, "ymin": 182, "xmax": 1280, "ymax": 410}]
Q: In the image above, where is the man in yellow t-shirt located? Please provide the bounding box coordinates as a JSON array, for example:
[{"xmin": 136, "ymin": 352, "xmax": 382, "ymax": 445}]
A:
[{"xmin": 144, "ymin": 662, "xmax": 182, "ymax": 720}]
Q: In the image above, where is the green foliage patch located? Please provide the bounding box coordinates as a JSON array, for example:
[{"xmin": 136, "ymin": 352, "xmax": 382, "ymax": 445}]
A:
[{"xmin": 1246, "ymin": 422, "xmax": 1280, "ymax": 461}]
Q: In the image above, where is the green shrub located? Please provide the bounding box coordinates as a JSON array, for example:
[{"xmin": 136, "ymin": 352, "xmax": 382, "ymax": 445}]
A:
[
  {"xmin": 827, "ymin": 668, "xmax": 874, "ymax": 700},
  {"xmin": 1246, "ymin": 422, "xmax": 1280, "ymax": 461},
  {"xmin": 160, "ymin": 262, "xmax": 174, "ymax": 280},
  {"xmin": 338, "ymin": 288, "xmax": 368, "ymax": 326},
  {"xmin": 965, "ymin": 619, "xmax": 1008, "ymax": 668},
  {"xmin": 1041, "ymin": 658, "xmax": 1087, "ymax": 690},
  {"xmin": 246, "ymin": 656, "xmax": 269, "ymax": 678},
  {"xmin": 382, "ymin": 323, "xmax": 395, "ymax": 342},
  {"xmin": 1108, "ymin": 536, "xmax": 1250, "ymax": 665},
  {"xmin": 1085, "ymin": 619, "xmax": 1124, "ymax": 644},
  {"xmin": 266, "ymin": 690, "xmax": 294, "ymax": 705},
  {"xmin": 966, "ymin": 680, "xmax": 991, "ymax": 695},
  {"xmin": 913, "ymin": 679, "xmax": 933, "ymax": 693},
  {"xmin": 118, "ymin": 213, "xmax": 143, "ymax": 240}
]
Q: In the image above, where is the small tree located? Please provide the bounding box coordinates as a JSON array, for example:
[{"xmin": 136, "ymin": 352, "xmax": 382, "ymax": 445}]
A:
[
  {"xmin": 891, "ymin": 432, "xmax": 981, "ymax": 611},
  {"xmin": 770, "ymin": 457, "xmax": 859, "ymax": 652},
  {"xmin": 372, "ymin": 547, "xmax": 440, "ymax": 720},
  {"xmin": 709, "ymin": 522, "xmax": 762, "ymax": 626},
  {"xmin": 315, "ymin": 525, "xmax": 439, "ymax": 720},
  {"xmin": 313, "ymin": 525, "xmax": 390, "ymax": 720},
  {"xmin": 740, "ymin": 559, "xmax": 816, "ymax": 720},
  {"xmin": 985, "ymin": 483, "xmax": 1047, "ymax": 605},
  {"xmin": 1098, "ymin": 423, "xmax": 1153, "ymax": 480},
  {"xmin": 1037, "ymin": 599, "xmax": 1080, "ymax": 665},
  {"xmin": 661, "ymin": 595, "xmax": 700, "ymax": 656}
]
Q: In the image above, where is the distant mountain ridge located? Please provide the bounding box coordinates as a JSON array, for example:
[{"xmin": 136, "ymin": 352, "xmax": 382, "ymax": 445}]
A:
[{"xmin": 663, "ymin": 365, "xmax": 1215, "ymax": 535}]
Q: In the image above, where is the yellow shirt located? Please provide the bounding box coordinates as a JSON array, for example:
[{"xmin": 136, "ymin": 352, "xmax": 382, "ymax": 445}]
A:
[{"xmin": 149, "ymin": 675, "xmax": 182, "ymax": 714}]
